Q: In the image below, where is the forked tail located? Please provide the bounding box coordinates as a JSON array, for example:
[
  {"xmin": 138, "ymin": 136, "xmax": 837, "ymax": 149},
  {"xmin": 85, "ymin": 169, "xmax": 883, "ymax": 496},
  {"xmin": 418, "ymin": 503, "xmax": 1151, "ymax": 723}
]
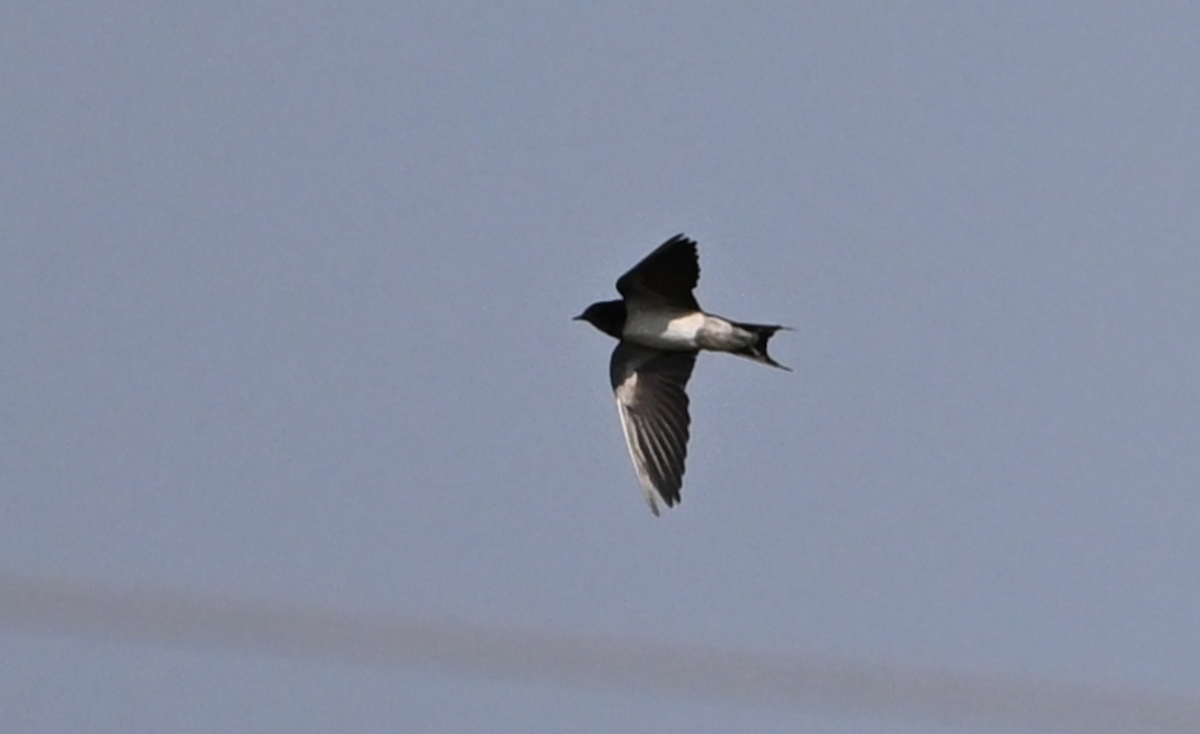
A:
[{"xmin": 732, "ymin": 322, "xmax": 791, "ymax": 371}]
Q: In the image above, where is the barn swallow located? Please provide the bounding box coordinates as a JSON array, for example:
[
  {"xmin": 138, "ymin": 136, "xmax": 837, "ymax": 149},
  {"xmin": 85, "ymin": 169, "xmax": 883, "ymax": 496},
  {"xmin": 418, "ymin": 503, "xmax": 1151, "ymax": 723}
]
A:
[{"xmin": 575, "ymin": 234, "xmax": 788, "ymax": 515}]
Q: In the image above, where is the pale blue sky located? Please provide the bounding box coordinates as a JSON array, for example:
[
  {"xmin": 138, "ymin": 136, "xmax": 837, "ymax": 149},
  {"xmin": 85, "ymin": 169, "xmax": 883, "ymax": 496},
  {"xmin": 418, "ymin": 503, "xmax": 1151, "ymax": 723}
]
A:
[{"xmin": 4, "ymin": 3, "xmax": 1200, "ymax": 732}]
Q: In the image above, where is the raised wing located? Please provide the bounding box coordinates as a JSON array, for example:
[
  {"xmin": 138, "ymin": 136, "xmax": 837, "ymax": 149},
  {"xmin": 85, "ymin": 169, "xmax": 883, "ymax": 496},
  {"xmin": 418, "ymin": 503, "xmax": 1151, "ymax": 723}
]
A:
[{"xmin": 615, "ymin": 234, "xmax": 700, "ymax": 309}]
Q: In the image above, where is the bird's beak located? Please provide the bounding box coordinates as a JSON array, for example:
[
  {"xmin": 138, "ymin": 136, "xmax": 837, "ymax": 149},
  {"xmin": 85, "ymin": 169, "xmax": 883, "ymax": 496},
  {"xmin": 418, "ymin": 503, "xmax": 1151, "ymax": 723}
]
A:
[{"xmin": 572, "ymin": 314, "xmax": 585, "ymax": 321}]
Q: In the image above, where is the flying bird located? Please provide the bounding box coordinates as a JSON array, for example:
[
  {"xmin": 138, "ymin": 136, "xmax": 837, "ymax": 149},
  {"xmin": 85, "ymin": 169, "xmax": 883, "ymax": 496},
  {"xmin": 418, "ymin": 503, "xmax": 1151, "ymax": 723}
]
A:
[{"xmin": 574, "ymin": 234, "xmax": 789, "ymax": 515}]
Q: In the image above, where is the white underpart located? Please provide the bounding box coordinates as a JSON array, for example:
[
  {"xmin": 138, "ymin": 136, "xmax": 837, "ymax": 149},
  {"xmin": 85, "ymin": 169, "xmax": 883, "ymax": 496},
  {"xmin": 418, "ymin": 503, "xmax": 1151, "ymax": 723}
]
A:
[
  {"xmin": 623, "ymin": 310, "xmax": 706, "ymax": 350},
  {"xmin": 624, "ymin": 309, "xmax": 755, "ymax": 352}
]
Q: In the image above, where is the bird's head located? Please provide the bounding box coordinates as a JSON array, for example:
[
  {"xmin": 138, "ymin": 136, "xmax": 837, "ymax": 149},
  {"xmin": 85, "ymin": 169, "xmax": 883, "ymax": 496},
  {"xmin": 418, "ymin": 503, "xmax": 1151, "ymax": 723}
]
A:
[{"xmin": 573, "ymin": 300, "xmax": 626, "ymax": 340}]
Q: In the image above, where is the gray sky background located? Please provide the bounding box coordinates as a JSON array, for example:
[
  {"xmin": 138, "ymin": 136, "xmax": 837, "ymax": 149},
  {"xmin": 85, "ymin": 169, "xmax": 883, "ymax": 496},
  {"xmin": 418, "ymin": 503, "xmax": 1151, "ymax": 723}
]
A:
[{"xmin": 4, "ymin": 3, "xmax": 1200, "ymax": 732}]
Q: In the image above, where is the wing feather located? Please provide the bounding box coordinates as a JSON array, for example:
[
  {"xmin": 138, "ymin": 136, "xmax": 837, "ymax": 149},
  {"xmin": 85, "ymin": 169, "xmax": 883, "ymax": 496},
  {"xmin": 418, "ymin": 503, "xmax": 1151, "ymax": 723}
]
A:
[
  {"xmin": 614, "ymin": 234, "xmax": 700, "ymax": 309},
  {"xmin": 609, "ymin": 343, "xmax": 697, "ymax": 515}
]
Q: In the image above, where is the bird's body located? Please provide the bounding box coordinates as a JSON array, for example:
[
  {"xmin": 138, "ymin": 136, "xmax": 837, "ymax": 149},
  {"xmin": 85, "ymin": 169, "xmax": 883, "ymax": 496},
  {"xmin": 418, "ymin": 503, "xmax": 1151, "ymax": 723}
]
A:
[
  {"xmin": 575, "ymin": 234, "xmax": 788, "ymax": 515},
  {"xmin": 624, "ymin": 307, "xmax": 705, "ymax": 350}
]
